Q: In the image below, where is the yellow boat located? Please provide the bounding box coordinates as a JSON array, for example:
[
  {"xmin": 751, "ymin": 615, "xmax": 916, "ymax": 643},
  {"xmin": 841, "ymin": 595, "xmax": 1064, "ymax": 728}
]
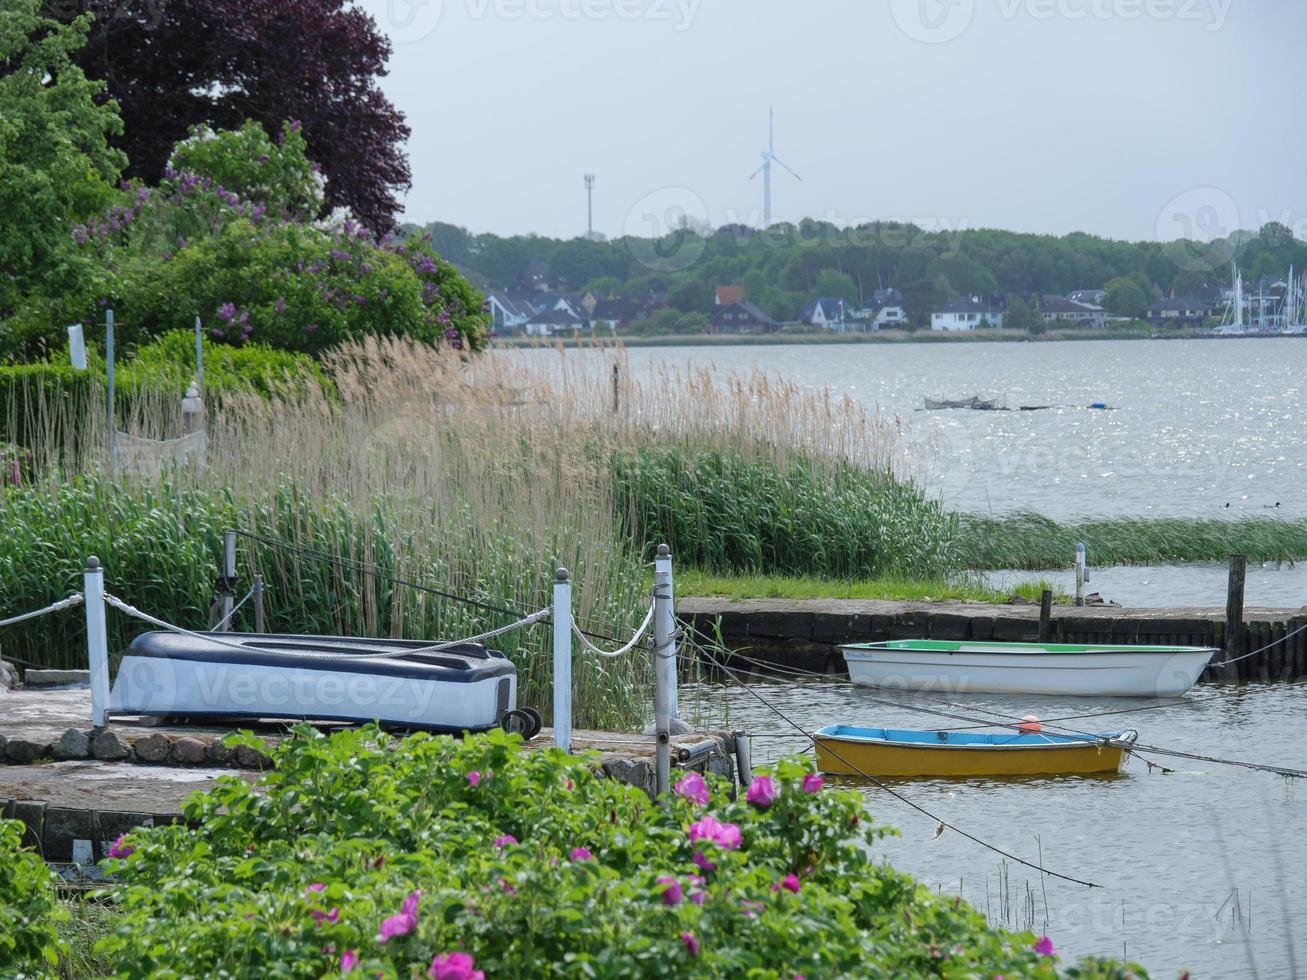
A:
[{"xmin": 812, "ymin": 725, "xmax": 1138, "ymax": 778}]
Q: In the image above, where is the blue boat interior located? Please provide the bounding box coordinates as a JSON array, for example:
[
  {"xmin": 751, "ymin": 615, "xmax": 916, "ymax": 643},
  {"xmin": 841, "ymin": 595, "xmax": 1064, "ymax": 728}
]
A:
[{"xmin": 816, "ymin": 725, "xmax": 1114, "ymax": 747}]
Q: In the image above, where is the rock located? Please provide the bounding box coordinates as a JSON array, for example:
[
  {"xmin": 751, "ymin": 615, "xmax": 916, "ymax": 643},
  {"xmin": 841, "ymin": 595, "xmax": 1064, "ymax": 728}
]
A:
[
  {"xmin": 90, "ymin": 730, "xmax": 131, "ymax": 761},
  {"xmin": 52, "ymin": 728, "xmax": 90, "ymax": 760},
  {"xmin": 4, "ymin": 738, "xmax": 50, "ymax": 764},
  {"xmin": 23, "ymin": 669, "xmax": 90, "ymax": 688},
  {"xmin": 0, "ymin": 659, "xmax": 19, "ymax": 690},
  {"xmin": 133, "ymin": 734, "xmax": 172, "ymax": 763},
  {"xmin": 207, "ymin": 741, "xmax": 234, "ymax": 766},
  {"xmin": 172, "ymin": 736, "xmax": 209, "ymax": 765},
  {"xmin": 233, "ymin": 744, "xmax": 270, "ymax": 769}
]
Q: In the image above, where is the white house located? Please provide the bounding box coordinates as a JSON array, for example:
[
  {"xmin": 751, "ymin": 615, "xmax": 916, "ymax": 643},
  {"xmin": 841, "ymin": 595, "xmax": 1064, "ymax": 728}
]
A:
[
  {"xmin": 870, "ymin": 304, "xmax": 908, "ymax": 330},
  {"xmin": 800, "ymin": 297, "xmax": 849, "ymax": 331},
  {"xmin": 485, "ymin": 293, "xmax": 535, "ymax": 333},
  {"xmin": 524, "ymin": 307, "xmax": 585, "ymax": 336},
  {"xmin": 1040, "ymin": 295, "xmax": 1108, "ymax": 329},
  {"xmin": 931, "ymin": 298, "xmax": 1004, "ymax": 332}
]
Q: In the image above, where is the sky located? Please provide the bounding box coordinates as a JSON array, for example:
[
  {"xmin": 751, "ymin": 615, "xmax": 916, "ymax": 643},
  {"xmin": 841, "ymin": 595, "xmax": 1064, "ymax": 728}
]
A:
[{"xmin": 356, "ymin": 0, "xmax": 1307, "ymax": 244}]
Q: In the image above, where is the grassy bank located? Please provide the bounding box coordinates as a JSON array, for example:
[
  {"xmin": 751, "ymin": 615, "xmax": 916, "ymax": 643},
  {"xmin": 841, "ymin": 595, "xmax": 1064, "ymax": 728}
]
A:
[
  {"xmin": 677, "ymin": 569, "xmax": 1062, "ymax": 604},
  {"xmin": 957, "ymin": 512, "xmax": 1307, "ymax": 570}
]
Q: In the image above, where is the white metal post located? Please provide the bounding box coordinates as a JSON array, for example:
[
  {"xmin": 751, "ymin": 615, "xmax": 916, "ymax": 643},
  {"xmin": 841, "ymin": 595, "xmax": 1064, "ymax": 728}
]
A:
[
  {"xmin": 1075, "ymin": 543, "xmax": 1086, "ymax": 607},
  {"xmin": 552, "ymin": 568, "xmax": 573, "ymax": 754},
  {"xmin": 653, "ymin": 545, "xmax": 673, "ymax": 796},
  {"xmin": 219, "ymin": 530, "xmax": 237, "ymax": 630},
  {"xmin": 84, "ymin": 557, "xmax": 110, "ymax": 728}
]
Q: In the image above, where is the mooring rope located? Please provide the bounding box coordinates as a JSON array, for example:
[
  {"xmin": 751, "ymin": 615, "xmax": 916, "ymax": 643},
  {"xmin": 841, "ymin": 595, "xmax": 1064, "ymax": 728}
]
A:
[
  {"xmin": 0, "ymin": 594, "xmax": 85, "ymax": 629},
  {"xmin": 102, "ymin": 593, "xmax": 551, "ymax": 661},
  {"xmin": 572, "ymin": 600, "xmax": 656, "ymax": 658},
  {"xmin": 688, "ymin": 640, "xmax": 1102, "ymax": 888},
  {"xmin": 1206, "ymin": 618, "xmax": 1307, "ymax": 668}
]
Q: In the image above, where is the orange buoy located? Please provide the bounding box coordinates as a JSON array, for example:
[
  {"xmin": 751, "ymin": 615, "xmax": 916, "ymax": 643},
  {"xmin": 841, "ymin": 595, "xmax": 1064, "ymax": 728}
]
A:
[{"xmin": 1018, "ymin": 714, "xmax": 1042, "ymax": 734}]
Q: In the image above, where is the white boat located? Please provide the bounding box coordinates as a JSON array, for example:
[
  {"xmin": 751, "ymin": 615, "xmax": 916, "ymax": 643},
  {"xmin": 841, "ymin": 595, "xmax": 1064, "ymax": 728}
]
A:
[
  {"xmin": 841, "ymin": 640, "xmax": 1217, "ymax": 698},
  {"xmin": 110, "ymin": 631, "xmax": 540, "ymax": 734}
]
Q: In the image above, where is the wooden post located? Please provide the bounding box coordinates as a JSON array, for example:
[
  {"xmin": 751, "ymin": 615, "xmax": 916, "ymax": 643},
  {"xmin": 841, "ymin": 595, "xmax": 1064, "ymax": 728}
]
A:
[
  {"xmin": 612, "ymin": 363, "xmax": 620, "ymax": 415},
  {"xmin": 1225, "ymin": 554, "xmax": 1246, "ymax": 664},
  {"xmin": 1038, "ymin": 589, "xmax": 1053, "ymax": 643}
]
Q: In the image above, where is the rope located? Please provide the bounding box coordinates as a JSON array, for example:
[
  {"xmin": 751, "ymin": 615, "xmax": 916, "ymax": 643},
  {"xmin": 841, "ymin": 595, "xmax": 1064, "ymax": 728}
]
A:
[
  {"xmin": 232, "ymin": 529, "xmax": 637, "ymax": 647},
  {"xmin": 691, "ymin": 642, "xmax": 1101, "ymax": 888},
  {"xmin": 0, "ymin": 594, "xmax": 84, "ymax": 629},
  {"xmin": 103, "ymin": 593, "xmax": 550, "ymax": 661},
  {"xmin": 209, "ymin": 586, "xmax": 257, "ymax": 631},
  {"xmin": 1206, "ymin": 619, "xmax": 1307, "ymax": 667},
  {"xmin": 573, "ymin": 600, "xmax": 655, "ymax": 658}
]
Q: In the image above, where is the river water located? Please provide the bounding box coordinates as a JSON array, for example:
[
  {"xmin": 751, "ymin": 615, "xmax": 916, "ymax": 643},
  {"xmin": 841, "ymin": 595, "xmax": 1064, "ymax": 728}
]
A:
[
  {"xmin": 503, "ymin": 338, "xmax": 1307, "ymax": 606},
  {"xmin": 694, "ymin": 676, "xmax": 1307, "ymax": 979}
]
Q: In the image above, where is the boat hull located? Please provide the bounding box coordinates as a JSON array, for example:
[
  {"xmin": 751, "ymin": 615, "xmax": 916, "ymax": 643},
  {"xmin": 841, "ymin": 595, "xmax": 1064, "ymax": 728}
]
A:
[
  {"xmin": 842, "ymin": 641, "xmax": 1215, "ymax": 698},
  {"xmin": 813, "ymin": 726, "xmax": 1131, "ymax": 777},
  {"xmin": 109, "ymin": 631, "xmax": 517, "ymax": 732}
]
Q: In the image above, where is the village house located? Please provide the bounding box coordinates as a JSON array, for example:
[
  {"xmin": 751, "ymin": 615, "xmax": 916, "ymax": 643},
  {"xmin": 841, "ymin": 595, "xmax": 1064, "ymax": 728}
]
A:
[
  {"xmin": 709, "ymin": 300, "xmax": 778, "ymax": 334},
  {"xmin": 931, "ymin": 298, "xmax": 1004, "ymax": 332},
  {"xmin": 800, "ymin": 297, "xmax": 850, "ymax": 331},
  {"xmin": 1144, "ymin": 297, "xmax": 1214, "ymax": 330},
  {"xmin": 523, "ymin": 307, "xmax": 585, "ymax": 337},
  {"xmin": 1040, "ymin": 295, "xmax": 1108, "ymax": 329}
]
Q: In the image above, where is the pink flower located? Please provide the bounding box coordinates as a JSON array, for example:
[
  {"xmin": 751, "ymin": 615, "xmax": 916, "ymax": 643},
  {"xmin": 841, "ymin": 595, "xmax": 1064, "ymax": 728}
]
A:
[
  {"xmin": 428, "ymin": 952, "xmax": 484, "ymax": 980},
  {"xmin": 687, "ymin": 814, "xmax": 742, "ymax": 851},
  {"xmin": 674, "ymin": 772, "xmax": 709, "ymax": 806},
  {"xmin": 378, "ymin": 913, "xmax": 414, "ymax": 942},
  {"xmin": 306, "ymin": 883, "xmax": 326, "ymax": 893},
  {"xmin": 311, "ymin": 907, "xmax": 340, "ymax": 926},
  {"xmin": 745, "ymin": 775, "xmax": 776, "ymax": 808},
  {"xmin": 467, "ymin": 771, "xmax": 480, "ymax": 787},
  {"xmin": 570, "ymin": 847, "xmax": 593, "ymax": 862},
  {"xmin": 801, "ymin": 773, "xmax": 824, "ymax": 793},
  {"xmin": 498, "ymin": 877, "xmax": 517, "ymax": 896},
  {"xmin": 691, "ymin": 851, "xmax": 715, "ymax": 873},
  {"xmin": 340, "ymin": 950, "xmax": 358, "ymax": 972},
  {"xmin": 494, "ymin": 835, "xmax": 517, "ymax": 849},
  {"xmin": 780, "ymin": 873, "xmax": 801, "ymax": 893},
  {"xmin": 657, "ymin": 875, "xmax": 683, "ymax": 906},
  {"xmin": 402, "ymin": 891, "xmax": 421, "ymax": 919},
  {"xmin": 680, "ymin": 932, "xmax": 699, "ymax": 957},
  {"xmin": 1033, "ymin": 936, "xmax": 1055, "ymax": 957},
  {"xmin": 107, "ymin": 835, "xmax": 134, "ymax": 859}
]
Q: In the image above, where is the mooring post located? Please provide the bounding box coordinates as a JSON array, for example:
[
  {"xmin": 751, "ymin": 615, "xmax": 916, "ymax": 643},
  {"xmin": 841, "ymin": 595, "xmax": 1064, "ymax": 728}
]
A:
[
  {"xmin": 84, "ymin": 557, "xmax": 110, "ymax": 728},
  {"xmin": 553, "ymin": 567, "xmax": 573, "ymax": 754},
  {"xmin": 733, "ymin": 730, "xmax": 753, "ymax": 788},
  {"xmin": 653, "ymin": 544, "xmax": 674, "ymax": 797},
  {"xmin": 218, "ymin": 530, "xmax": 237, "ymax": 631},
  {"xmin": 253, "ymin": 574, "xmax": 266, "ymax": 633},
  {"xmin": 1074, "ymin": 543, "xmax": 1086, "ymax": 607},
  {"xmin": 1038, "ymin": 589, "xmax": 1053, "ymax": 642},
  {"xmin": 612, "ymin": 363, "xmax": 620, "ymax": 415},
  {"xmin": 1226, "ymin": 554, "xmax": 1247, "ymax": 665}
]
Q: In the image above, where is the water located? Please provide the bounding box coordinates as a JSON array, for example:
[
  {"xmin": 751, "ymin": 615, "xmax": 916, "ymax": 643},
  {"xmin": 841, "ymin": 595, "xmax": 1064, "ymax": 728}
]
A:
[
  {"xmin": 698, "ymin": 676, "xmax": 1307, "ymax": 979},
  {"xmin": 984, "ymin": 561, "xmax": 1307, "ymax": 609},
  {"xmin": 509, "ymin": 338, "xmax": 1307, "ymax": 520}
]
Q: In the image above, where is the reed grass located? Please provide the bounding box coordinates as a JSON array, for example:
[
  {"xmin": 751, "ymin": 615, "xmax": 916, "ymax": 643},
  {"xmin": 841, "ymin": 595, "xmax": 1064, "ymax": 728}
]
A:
[
  {"xmin": 676, "ymin": 570, "xmax": 1065, "ymax": 604},
  {"xmin": 957, "ymin": 512, "xmax": 1307, "ymax": 570}
]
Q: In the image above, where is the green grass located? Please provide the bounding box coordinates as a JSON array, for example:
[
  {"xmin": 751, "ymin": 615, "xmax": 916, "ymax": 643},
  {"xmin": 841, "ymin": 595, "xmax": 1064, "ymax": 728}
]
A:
[
  {"xmin": 958, "ymin": 512, "xmax": 1307, "ymax": 570},
  {"xmin": 676, "ymin": 569, "xmax": 1066, "ymax": 604}
]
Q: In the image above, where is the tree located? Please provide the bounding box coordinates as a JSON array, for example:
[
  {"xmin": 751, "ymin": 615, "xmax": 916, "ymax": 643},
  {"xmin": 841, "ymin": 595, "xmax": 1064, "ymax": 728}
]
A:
[
  {"xmin": 813, "ymin": 269, "xmax": 858, "ymax": 304},
  {"xmin": 1004, "ymin": 295, "xmax": 1042, "ymax": 333},
  {"xmin": 1103, "ymin": 275, "xmax": 1150, "ymax": 318},
  {"xmin": 0, "ymin": 1, "xmax": 124, "ymax": 317},
  {"xmin": 46, "ymin": 0, "xmax": 410, "ymax": 233}
]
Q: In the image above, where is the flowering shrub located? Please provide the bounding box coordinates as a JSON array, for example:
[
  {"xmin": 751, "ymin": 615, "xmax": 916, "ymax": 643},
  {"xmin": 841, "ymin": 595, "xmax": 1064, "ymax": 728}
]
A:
[
  {"xmin": 7, "ymin": 121, "xmax": 487, "ymax": 359},
  {"xmin": 0, "ymin": 818, "xmax": 67, "ymax": 972},
  {"xmin": 95, "ymin": 725, "xmax": 1147, "ymax": 978}
]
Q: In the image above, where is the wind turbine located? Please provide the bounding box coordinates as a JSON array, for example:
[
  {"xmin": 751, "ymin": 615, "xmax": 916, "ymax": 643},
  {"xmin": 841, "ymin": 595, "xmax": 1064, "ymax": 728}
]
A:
[{"xmin": 749, "ymin": 106, "xmax": 801, "ymax": 228}]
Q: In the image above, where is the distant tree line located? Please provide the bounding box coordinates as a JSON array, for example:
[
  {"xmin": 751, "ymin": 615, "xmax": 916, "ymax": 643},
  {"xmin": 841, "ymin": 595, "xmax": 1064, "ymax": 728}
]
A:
[{"xmin": 415, "ymin": 219, "xmax": 1307, "ymax": 326}]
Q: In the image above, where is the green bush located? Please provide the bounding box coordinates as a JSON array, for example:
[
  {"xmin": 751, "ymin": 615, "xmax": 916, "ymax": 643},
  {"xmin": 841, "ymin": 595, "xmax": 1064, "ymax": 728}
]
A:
[
  {"xmin": 0, "ymin": 817, "xmax": 68, "ymax": 973},
  {"xmin": 94, "ymin": 726, "xmax": 1136, "ymax": 977},
  {"xmin": 611, "ymin": 446, "xmax": 959, "ymax": 580}
]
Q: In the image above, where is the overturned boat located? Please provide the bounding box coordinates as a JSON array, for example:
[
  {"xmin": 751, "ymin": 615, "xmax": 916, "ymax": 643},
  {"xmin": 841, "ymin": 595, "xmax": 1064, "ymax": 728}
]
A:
[{"xmin": 109, "ymin": 631, "xmax": 539, "ymax": 735}]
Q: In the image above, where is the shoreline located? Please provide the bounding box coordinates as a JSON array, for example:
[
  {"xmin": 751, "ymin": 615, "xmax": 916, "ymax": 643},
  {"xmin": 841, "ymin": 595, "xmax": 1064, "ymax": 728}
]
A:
[{"xmin": 489, "ymin": 326, "xmax": 1252, "ymax": 349}]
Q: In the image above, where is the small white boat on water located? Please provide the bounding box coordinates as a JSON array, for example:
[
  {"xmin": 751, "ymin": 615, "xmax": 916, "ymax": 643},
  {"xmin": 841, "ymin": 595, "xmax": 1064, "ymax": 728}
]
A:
[{"xmin": 842, "ymin": 640, "xmax": 1217, "ymax": 698}]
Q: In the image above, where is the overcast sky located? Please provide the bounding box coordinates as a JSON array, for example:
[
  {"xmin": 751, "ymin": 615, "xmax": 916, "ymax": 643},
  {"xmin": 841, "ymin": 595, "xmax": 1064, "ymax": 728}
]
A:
[{"xmin": 356, "ymin": 0, "xmax": 1306, "ymax": 244}]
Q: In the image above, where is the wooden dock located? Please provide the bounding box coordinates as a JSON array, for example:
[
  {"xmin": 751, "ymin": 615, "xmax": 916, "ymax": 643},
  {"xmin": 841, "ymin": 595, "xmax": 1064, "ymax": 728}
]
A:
[{"xmin": 679, "ymin": 597, "xmax": 1307, "ymax": 683}]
